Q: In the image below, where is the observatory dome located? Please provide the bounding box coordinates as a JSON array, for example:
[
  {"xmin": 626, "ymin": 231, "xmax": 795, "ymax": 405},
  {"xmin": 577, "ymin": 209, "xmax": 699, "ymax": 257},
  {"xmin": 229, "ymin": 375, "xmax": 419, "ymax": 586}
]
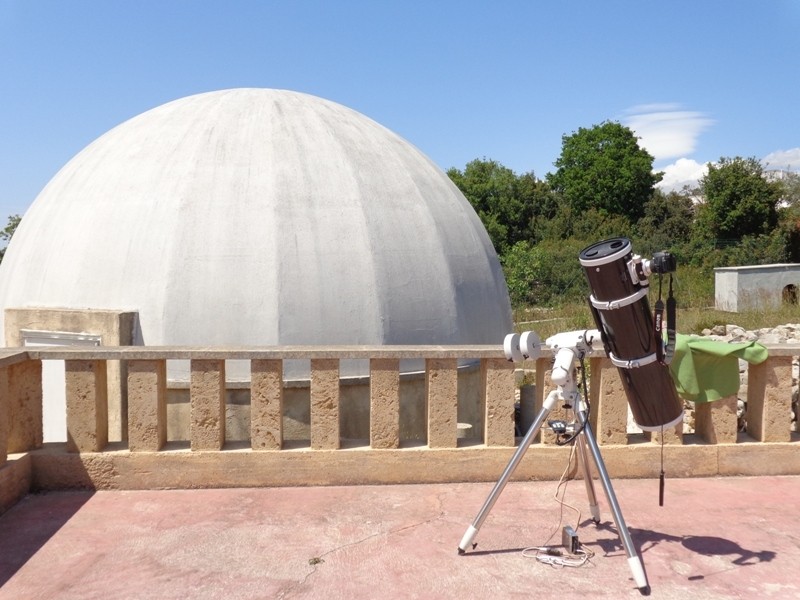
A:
[{"xmin": 0, "ymin": 89, "xmax": 512, "ymax": 364}]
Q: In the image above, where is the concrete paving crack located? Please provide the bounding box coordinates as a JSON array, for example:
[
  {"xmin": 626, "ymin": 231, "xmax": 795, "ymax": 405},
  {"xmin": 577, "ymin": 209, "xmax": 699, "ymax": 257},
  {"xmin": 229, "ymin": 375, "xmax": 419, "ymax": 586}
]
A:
[{"xmin": 278, "ymin": 496, "xmax": 448, "ymax": 598}]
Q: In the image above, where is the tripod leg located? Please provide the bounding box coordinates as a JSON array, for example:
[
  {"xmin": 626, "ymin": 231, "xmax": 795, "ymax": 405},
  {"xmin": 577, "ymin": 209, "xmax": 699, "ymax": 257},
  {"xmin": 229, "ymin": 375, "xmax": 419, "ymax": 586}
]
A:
[
  {"xmin": 575, "ymin": 433, "xmax": 601, "ymax": 523},
  {"xmin": 457, "ymin": 390, "xmax": 560, "ymax": 554},
  {"xmin": 574, "ymin": 409, "xmax": 649, "ymax": 592}
]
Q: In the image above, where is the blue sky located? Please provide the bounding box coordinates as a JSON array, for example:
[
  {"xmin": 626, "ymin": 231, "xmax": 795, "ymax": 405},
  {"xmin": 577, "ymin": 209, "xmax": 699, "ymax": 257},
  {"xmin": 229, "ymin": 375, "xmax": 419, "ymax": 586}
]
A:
[{"xmin": 1, "ymin": 0, "xmax": 799, "ymax": 220}]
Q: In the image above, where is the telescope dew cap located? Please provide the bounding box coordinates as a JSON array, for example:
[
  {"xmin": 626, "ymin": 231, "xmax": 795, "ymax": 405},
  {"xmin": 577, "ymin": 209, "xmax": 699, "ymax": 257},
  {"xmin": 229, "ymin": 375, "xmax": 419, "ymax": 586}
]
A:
[{"xmin": 579, "ymin": 238, "xmax": 632, "ymax": 267}]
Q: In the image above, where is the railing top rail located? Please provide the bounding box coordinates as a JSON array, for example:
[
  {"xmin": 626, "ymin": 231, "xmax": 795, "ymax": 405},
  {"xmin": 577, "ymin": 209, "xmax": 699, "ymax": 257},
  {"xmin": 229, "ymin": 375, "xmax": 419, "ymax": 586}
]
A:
[
  {"xmin": 8, "ymin": 341, "xmax": 800, "ymax": 361},
  {"xmin": 22, "ymin": 345, "xmax": 511, "ymax": 361},
  {"xmin": 0, "ymin": 349, "xmax": 31, "ymax": 368},
  {"xmin": 749, "ymin": 343, "xmax": 800, "ymax": 357}
]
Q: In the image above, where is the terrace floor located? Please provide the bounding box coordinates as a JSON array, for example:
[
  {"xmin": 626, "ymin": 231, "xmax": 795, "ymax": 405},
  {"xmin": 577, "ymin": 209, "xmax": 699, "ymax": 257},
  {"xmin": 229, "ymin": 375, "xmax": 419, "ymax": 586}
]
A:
[{"xmin": 1, "ymin": 475, "xmax": 799, "ymax": 599}]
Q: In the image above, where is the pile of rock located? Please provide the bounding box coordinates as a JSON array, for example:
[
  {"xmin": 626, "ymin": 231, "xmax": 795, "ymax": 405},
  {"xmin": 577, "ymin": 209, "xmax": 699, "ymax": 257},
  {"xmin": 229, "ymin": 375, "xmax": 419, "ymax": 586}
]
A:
[{"xmin": 700, "ymin": 323, "xmax": 800, "ymax": 345}]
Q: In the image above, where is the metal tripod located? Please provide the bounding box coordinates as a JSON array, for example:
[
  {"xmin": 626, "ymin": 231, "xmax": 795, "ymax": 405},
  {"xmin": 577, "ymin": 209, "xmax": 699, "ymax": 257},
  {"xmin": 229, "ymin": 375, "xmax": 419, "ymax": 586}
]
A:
[{"xmin": 457, "ymin": 342, "xmax": 649, "ymax": 593}]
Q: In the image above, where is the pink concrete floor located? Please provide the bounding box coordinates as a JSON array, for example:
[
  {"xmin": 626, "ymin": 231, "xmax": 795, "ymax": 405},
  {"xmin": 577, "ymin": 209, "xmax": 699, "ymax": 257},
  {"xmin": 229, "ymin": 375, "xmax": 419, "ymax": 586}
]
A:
[{"xmin": 1, "ymin": 476, "xmax": 799, "ymax": 599}]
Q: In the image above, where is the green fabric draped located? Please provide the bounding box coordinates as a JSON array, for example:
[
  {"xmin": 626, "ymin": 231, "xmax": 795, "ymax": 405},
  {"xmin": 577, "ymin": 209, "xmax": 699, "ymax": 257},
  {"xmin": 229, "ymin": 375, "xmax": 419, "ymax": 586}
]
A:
[{"xmin": 668, "ymin": 334, "xmax": 768, "ymax": 403}]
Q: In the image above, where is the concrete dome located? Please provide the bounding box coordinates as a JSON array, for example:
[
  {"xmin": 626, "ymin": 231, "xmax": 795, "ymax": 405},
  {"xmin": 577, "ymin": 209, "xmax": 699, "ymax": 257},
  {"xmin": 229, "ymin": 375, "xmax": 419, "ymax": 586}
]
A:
[{"xmin": 0, "ymin": 89, "xmax": 512, "ymax": 362}]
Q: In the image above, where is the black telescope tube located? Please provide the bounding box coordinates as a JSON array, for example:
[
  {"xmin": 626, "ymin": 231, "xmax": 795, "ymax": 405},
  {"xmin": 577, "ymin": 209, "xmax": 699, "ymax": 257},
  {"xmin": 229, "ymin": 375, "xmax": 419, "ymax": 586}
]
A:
[{"xmin": 579, "ymin": 238, "xmax": 683, "ymax": 431}]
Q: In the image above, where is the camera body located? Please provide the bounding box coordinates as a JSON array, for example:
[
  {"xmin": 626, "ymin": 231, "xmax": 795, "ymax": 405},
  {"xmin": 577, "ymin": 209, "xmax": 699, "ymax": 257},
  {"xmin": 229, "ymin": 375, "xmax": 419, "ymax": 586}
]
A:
[
  {"xmin": 651, "ymin": 251, "xmax": 676, "ymax": 274},
  {"xmin": 629, "ymin": 250, "xmax": 676, "ymax": 285}
]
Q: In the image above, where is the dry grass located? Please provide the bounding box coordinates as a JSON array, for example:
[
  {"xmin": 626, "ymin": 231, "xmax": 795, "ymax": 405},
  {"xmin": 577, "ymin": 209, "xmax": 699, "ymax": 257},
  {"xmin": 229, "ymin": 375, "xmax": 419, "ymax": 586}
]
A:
[
  {"xmin": 512, "ymin": 304, "xmax": 594, "ymax": 339},
  {"xmin": 513, "ymin": 263, "xmax": 800, "ymax": 338},
  {"xmin": 679, "ymin": 304, "xmax": 800, "ymax": 334},
  {"xmin": 514, "ymin": 302, "xmax": 800, "ymax": 338}
]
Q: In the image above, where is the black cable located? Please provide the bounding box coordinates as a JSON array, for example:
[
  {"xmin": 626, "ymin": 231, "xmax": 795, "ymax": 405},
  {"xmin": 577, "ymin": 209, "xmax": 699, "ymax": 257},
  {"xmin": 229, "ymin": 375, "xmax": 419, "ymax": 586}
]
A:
[{"xmin": 659, "ymin": 424, "xmax": 666, "ymax": 507}]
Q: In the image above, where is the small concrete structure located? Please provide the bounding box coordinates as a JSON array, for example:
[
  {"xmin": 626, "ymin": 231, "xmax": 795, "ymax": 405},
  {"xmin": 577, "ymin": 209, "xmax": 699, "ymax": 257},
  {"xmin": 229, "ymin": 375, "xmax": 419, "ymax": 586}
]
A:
[
  {"xmin": 4, "ymin": 308, "xmax": 137, "ymax": 442},
  {"xmin": 715, "ymin": 264, "xmax": 800, "ymax": 312}
]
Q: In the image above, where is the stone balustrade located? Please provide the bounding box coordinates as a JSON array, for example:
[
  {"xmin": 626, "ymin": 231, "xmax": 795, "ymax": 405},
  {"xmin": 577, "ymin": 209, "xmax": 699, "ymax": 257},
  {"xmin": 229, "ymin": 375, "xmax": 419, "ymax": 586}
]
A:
[{"xmin": 1, "ymin": 344, "xmax": 799, "ymax": 514}]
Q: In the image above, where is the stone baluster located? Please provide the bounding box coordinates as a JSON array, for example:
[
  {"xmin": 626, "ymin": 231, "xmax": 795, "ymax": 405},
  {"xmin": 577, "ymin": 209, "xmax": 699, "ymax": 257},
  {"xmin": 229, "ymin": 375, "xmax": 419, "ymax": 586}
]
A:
[
  {"xmin": 190, "ymin": 359, "xmax": 226, "ymax": 451},
  {"xmin": 310, "ymin": 359, "xmax": 339, "ymax": 450},
  {"xmin": 251, "ymin": 359, "xmax": 284, "ymax": 450},
  {"xmin": 533, "ymin": 357, "xmax": 554, "ymax": 444},
  {"xmin": 426, "ymin": 358, "xmax": 457, "ymax": 448},
  {"xmin": 369, "ymin": 358, "xmax": 400, "ymax": 449},
  {"xmin": 6, "ymin": 360, "xmax": 44, "ymax": 454},
  {"xmin": 482, "ymin": 358, "xmax": 515, "ymax": 446},
  {"xmin": 747, "ymin": 355, "xmax": 793, "ymax": 442},
  {"xmin": 695, "ymin": 395, "xmax": 738, "ymax": 444},
  {"xmin": 0, "ymin": 367, "xmax": 7, "ymax": 465},
  {"xmin": 590, "ymin": 357, "xmax": 628, "ymax": 445},
  {"xmin": 127, "ymin": 360, "xmax": 167, "ymax": 451},
  {"xmin": 65, "ymin": 360, "xmax": 108, "ymax": 453}
]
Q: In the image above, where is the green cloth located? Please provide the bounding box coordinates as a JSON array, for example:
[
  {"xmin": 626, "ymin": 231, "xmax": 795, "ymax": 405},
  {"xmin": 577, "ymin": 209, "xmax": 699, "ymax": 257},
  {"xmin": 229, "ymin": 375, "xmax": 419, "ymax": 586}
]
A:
[{"xmin": 668, "ymin": 334, "xmax": 768, "ymax": 403}]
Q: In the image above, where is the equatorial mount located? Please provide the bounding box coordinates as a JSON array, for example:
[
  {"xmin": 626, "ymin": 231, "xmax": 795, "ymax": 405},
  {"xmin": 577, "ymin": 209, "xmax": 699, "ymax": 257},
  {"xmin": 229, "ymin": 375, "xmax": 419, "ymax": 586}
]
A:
[{"xmin": 458, "ymin": 327, "xmax": 650, "ymax": 593}]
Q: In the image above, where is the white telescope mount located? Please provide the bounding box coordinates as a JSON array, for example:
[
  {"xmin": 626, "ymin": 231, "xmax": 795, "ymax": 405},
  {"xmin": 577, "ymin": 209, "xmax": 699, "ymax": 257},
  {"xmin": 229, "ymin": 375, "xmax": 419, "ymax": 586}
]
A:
[{"xmin": 457, "ymin": 329, "xmax": 649, "ymax": 593}]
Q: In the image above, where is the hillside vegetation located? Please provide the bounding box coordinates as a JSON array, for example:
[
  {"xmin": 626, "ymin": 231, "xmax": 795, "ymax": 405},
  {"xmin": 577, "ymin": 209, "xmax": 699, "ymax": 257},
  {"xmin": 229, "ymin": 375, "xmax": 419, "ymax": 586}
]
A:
[{"xmin": 447, "ymin": 122, "xmax": 800, "ymax": 333}]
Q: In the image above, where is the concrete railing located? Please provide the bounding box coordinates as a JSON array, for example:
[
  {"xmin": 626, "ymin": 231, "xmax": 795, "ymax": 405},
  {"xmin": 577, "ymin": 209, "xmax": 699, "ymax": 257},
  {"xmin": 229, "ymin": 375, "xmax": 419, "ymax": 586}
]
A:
[{"xmin": 1, "ymin": 344, "xmax": 799, "ymax": 513}]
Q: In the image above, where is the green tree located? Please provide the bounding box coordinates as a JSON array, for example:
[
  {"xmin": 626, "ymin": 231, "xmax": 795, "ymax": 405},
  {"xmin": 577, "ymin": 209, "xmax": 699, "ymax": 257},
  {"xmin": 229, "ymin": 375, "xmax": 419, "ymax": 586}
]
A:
[
  {"xmin": 774, "ymin": 172, "xmax": 800, "ymax": 261},
  {"xmin": 778, "ymin": 171, "xmax": 800, "ymax": 206},
  {"xmin": 634, "ymin": 189, "xmax": 695, "ymax": 259},
  {"xmin": 447, "ymin": 159, "xmax": 541, "ymax": 255},
  {"xmin": 0, "ymin": 214, "xmax": 21, "ymax": 263},
  {"xmin": 501, "ymin": 240, "xmax": 540, "ymax": 307},
  {"xmin": 502, "ymin": 238, "xmax": 588, "ymax": 307},
  {"xmin": 517, "ymin": 174, "xmax": 561, "ymax": 245},
  {"xmin": 696, "ymin": 156, "xmax": 781, "ymax": 241},
  {"xmin": 546, "ymin": 121, "xmax": 662, "ymax": 225}
]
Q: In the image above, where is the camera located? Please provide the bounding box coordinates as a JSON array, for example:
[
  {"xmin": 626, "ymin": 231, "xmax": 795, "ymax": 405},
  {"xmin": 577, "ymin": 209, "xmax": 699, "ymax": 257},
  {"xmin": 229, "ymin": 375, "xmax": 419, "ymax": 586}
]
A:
[
  {"xmin": 627, "ymin": 250, "xmax": 676, "ymax": 284},
  {"xmin": 650, "ymin": 251, "xmax": 676, "ymax": 274}
]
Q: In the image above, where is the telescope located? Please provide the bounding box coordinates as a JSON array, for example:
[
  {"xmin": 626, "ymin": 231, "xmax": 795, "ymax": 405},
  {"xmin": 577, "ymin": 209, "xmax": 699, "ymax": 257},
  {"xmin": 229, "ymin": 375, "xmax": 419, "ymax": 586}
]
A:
[
  {"xmin": 458, "ymin": 237, "xmax": 682, "ymax": 593},
  {"xmin": 509, "ymin": 236, "xmax": 683, "ymax": 431},
  {"xmin": 579, "ymin": 237, "xmax": 682, "ymax": 431}
]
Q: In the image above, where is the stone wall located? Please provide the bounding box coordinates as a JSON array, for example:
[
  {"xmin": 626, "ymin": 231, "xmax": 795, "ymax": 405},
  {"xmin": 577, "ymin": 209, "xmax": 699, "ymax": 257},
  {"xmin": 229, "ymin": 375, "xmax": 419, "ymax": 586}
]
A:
[{"xmin": 694, "ymin": 323, "xmax": 799, "ymax": 432}]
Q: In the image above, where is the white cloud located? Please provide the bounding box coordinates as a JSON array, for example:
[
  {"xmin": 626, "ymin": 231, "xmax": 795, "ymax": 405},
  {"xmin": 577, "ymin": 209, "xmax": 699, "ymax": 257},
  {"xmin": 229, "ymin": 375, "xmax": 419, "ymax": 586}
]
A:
[
  {"xmin": 621, "ymin": 103, "xmax": 714, "ymax": 161},
  {"xmin": 657, "ymin": 149, "xmax": 800, "ymax": 193},
  {"xmin": 656, "ymin": 158, "xmax": 708, "ymax": 192},
  {"xmin": 762, "ymin": 148, "xmax": 800, "ymax": 171}
]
